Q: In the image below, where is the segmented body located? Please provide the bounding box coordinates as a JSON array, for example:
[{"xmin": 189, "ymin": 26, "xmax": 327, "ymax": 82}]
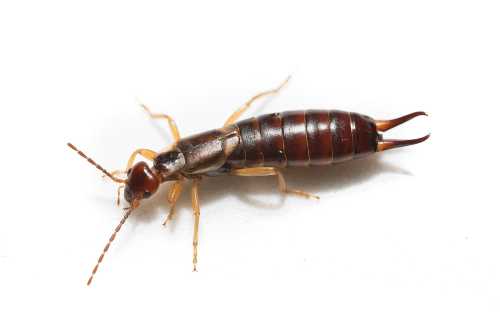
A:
[
  {"xmin": 227, "ymin": 110, "xmax": 379, "ymax": 168},
  {"xmin": 166, "ymin": 110, "xmax": 381, "ymax": 177}
]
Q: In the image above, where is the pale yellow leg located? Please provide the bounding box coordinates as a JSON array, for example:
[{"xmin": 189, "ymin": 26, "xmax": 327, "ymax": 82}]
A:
[
  {"xmin": 231, "ymin": 167, "xmax": 319, "ymax": 200},
  {"xmin": 191, "ymin": 178, "xmax": 201, "ymax": 271},
  {"xmin": 126, "ymin": 148, "xmax": 158, "ymax": 170},
  {"xmin": 102, "ymin": 169, "xmax": 127, "ymax": 180},
  {"xmin": 116, "ymin": 185, "xmax": 124, "ymax": 206},
  {"xmin": 162, "ymin": 180, "xmax": 184, "ymax": 226},
  {"xmin": 223, "ymin": 76, "xmax": 291, "ymax": 126},
  {"xmin": 140, "ymin": 103, "xmax": 181, "ymax": 142}
]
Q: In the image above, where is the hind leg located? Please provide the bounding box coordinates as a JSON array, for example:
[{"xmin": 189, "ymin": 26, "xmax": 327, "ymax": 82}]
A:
[
  {"xmin": 231, "ymin": 167, "xmax": 319, "ymax": 200},
  {"xmin": 223, "ymin": 76, "xmax": 290, "ymax": 126}
]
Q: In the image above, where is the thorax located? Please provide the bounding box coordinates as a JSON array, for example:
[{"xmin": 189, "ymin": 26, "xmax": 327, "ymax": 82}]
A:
[{"xmin": 172, "ymin": 125, "xmax": 240, "ymax": 175}]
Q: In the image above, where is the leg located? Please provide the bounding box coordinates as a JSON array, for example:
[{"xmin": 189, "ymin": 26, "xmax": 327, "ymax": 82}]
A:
[
  {"xmin": 223, "ymin": 76, "xmax": 291, "ymax": 126},
  {"xmin": 103, "ymin": 149, "xmax": 157, "ymax": 177},
  {"xmin": 191, "ymin": 178, "xmax": 201, "ymax": 271},
  {"xmin": 126, "ymin": 148, "xmax": 158, "ymax": 170},
  {"xmin": 162, "ymin": 180, "xmax": 184, "ymax": 226},
  {"xmin": 116, "ymin": 185, "xmax": 124, "ymax": 206},
  {"xmin": 231, "ymin": 167, "xmax": 319, "ymax": 200},
  {"xmin": 101, "ymin": 169, "xmax": 127, "ymax": 180},
  {"xmin": 140, "ymin": 103, "xmax": 181, "ymax": 142}
]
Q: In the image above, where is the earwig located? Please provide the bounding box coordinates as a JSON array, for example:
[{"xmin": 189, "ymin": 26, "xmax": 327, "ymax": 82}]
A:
[{"xmin": 68, "ymin": 78, "xmax": 429, "ymax": 285}]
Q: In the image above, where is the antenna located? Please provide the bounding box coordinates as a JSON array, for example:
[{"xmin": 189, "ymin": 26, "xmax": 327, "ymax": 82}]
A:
[
  {"xmin": 67, "ymin": 143, "xmax": 125, "ymax": 183},
  {"xmin": 86, "ymin": 207, "xmax": 134, "ymax": 286}
]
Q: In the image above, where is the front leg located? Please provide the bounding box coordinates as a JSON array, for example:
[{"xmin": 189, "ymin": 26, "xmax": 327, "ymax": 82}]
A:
[
  {"xmin": 108, "ymin": 148, "xmax": 158, "ymax": 177},
  {"xmin": 126, "ymin": 148, "xmax": 158, "ymax": 170}
]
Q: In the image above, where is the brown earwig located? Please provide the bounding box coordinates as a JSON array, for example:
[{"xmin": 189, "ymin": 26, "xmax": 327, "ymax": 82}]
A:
[{"xmin": 68, "ymin": 78, "xmax": 429, "ymax": 285}]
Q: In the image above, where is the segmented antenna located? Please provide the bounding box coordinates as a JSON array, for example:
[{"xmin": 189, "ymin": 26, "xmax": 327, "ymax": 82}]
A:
[
  {"xmin": 87, "ymin": 207, "xmax": 134, "ymax": 286},
  {"xmin": 67, "ymin": 142, "xmax": 125, "ymax": 183}
]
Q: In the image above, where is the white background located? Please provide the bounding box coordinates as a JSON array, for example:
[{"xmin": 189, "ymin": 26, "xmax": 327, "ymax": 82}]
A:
[{"xmin": 1, "ymin": 1, "xmax": 499, "ymax": 332}]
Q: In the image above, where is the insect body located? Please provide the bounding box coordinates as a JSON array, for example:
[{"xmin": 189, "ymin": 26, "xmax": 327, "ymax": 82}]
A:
[{"xmin": 68, "ymin": 78, "xmax": 429, "ymax": 285}]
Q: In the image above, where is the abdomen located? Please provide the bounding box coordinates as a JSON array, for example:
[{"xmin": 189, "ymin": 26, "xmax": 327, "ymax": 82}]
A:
[{"xmin": 226, "ymin": 110, "xmax": 379, "ymax": 168}]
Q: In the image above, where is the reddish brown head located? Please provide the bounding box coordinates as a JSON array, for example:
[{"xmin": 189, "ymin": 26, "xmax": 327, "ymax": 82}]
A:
[{"xmin": 124, "ymin": 161, "xmax": 161, "ymax": 204}]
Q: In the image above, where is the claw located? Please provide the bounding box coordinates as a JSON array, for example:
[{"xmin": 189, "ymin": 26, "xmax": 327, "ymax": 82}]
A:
[
  {"xmin": 375, "ymin": 112, "xmax": 430, "ymax": 152},
  {"xmin": 377, "ymin": 134, "xmax": 430, "ymax": 152},
  {"xmin": 375, "ymin": 111, "xmax": 427, "ymax": 132}
]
